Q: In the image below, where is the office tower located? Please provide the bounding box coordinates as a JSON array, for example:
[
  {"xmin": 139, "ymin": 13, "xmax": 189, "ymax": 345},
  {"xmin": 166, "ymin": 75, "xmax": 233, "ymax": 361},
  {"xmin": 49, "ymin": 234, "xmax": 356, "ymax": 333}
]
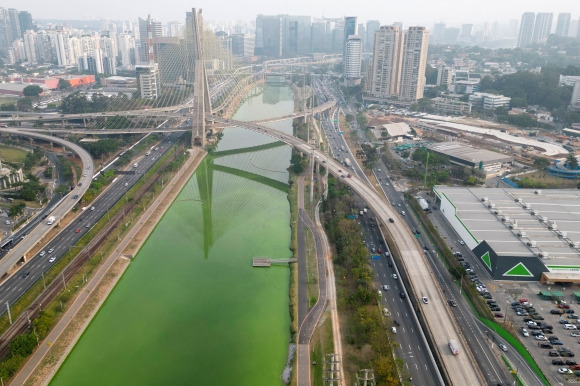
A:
[
  {"xmin": 23, "ymin": 29, "xmax": 38, "ymax": 63},
  {"xmin": 431, "ymin": 22, "xmax": 445, "ymax": 45},
  {"xmin": 517, "ymin": 12, "xmax": 535, "ymax": 48},
  {"xmin": 283, "ymin": 16, "xmax": 311, "ymax": 56},
  {"xmin": 532, "ymin": 13, "xmax": 553, "ymax": 44},
  {"xmin": 167, "ymin": 21, "xmax": 182, "ymax": 37},
  {"xmin": 344, "ymin": 35, "xmax": 362, "ymax": 85},
  {"xmin": 18, "ymin": 11, "xmax": 33, "ymax": 38},
  {"xmin": 0, "ymin": 8, "xmax": 11, "ymax": 51},
  {"xmin": 555, "ymin": 13, "xmax": 571, "ymax": 37},
  {"xmin": 136, "ymin": 64, "xmax": 160, "ymax": 99},
  {"xmin": 366, "ymin": 20, "xmax": 380, "ymax": 51},
  {"xmin": 118, "ymin": 33, "xmax": 135, "ymax": 68},
  {"xmin": 399, "ymin": 27, "xmax": 429, "ymax": 101},
  {"xmin": 138, "ymin": 16, "xmax": 162, "ymax": 64},
  {"xmin": 436, "ymin": 66, "xmax": 453, "ymax": 87},
  {"xmin": 8, "ymin": 9, "xmax": 20, "ymax": 43},
  {"xmin": 231, "ymin": 33, "xmax": 255, "ymax": 60},
  {"xmin": 368, "ymin": 26, "xmax": 403, "ymax": 98},
  {"xmin": 459, "ymin": 24, "xmax": 473, "ymax": 44},
  {"xmin": 444, "ymin": 28, "xmax": 460, "ymax": 45},
  {"xmin": 254, "ymin": 15, "xmax": 283, "ymax": 57},
  {"xmin": 311, "ymin": 19, "xmax": 329, "ymax": 52},
  {"xmin": 358, "ymin": 23, "xmax": 366, "ymax": 50},
  {"xmin": 343, "ymin": 17, "xmax": 358, "ymax": 79}
]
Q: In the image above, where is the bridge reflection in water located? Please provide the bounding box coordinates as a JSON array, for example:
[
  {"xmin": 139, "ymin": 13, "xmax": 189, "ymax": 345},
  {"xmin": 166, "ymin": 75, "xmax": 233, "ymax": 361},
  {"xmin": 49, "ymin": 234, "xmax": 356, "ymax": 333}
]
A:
[{"xmin": 176, "ymin": 140, "xmax": 289, "ymax": 258}]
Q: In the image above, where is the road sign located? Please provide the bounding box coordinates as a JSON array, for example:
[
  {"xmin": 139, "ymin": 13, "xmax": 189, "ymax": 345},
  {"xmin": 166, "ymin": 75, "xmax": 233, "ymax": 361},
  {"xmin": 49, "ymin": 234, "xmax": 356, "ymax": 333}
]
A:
[
  {"xmin": 347, "ymin": 214, "xmax": 356, "ymax": 219},
  {"xmin": 339, "ymin": 131, "xmax": 344, "ymax": 135},
  {"xmin": 370, "ymin": 255, "xmax": 380, "ymax": 260}
]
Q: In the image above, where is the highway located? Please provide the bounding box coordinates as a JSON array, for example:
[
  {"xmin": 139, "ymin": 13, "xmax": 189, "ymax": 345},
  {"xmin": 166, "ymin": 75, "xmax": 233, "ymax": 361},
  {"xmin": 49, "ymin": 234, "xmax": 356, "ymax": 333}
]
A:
[
  {"xmin": 0, "ymin": 129, "xmax": 93, "ymax": 279},
  {"xmin": 0, "ymin": 132, "xmax": 181, "ymax": 314}
]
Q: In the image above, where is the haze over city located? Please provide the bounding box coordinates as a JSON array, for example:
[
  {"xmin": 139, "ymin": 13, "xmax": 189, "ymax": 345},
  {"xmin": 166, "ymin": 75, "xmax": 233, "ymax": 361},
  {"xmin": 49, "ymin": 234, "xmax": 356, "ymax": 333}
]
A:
[{"xmin": 1, "ymin": 0, "xmax": 577, "ymax": 25}]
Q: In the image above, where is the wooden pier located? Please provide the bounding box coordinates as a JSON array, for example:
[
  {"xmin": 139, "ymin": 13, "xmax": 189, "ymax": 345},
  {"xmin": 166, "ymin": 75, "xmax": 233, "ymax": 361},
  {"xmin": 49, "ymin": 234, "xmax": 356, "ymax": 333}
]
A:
[{"xmin": 252, "ymin": 257, "xmax": 297, "ymax": 267}]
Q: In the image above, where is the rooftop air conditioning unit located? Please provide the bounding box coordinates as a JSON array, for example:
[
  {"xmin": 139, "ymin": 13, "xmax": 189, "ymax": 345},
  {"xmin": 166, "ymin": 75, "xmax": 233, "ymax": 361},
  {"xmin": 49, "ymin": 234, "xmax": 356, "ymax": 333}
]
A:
[
  {"xmin": 517, "ymin": 231, "xmax": 526, "ymax": 237},
  {"xmin": 539, "ymin": 252, "xmax": 549, "ymax": 258},
  {"xmin": 572, "ymin": 242, "xmax": 580, "ymax": 249},
  {"xmin": 527, "ymin": 240, "xmax": 537, "ymax": 247},
  {"xmin": 559, "ymin": 231, "xmax": 567, "ymax": 238},
  {"xmin": 488, "ymin": 202, "xmax": 495, "ymax": 209},
  {"xmin": 525, "ymin": 203, "xmax": 532, "ymax": 210},
  {"xmin": 532, "ymin": 210, "xmax": 540, "ymax": 216},
  {"xmin": 515, "ymin": 197, "xmax": 521, "ymax": 202},
  {"xmin": 482, "ymin": 197, "xmax": 488, "ymax": 202},
  {"xmin": 502, "ymin": 216, "xmax": 510, "ymax": 222},
  {"xmin": 510, "ymin": 222, "xmax": 519, "ymax": 230},
  {"xmin": 549, "ymin": 223, "xmax": 557, "ymax": 230},
  {"xmin": 541, "ymin": 217, "xmax": 548, "ymax": 223},
  {"xmin": 535, "ymin": 190, "xmax": 542, "ymax": 195}
]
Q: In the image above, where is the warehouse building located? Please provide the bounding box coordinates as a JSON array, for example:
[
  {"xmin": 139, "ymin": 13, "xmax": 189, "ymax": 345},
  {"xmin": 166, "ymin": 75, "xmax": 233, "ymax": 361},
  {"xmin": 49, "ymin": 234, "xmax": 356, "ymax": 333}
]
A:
[
  {"xmin": 427, "ymin": 141, "xmax": 513, "ymax": 174},
  {"xmin": 433, "ymin": 187, "xmax": 580, "ymax": 283}
]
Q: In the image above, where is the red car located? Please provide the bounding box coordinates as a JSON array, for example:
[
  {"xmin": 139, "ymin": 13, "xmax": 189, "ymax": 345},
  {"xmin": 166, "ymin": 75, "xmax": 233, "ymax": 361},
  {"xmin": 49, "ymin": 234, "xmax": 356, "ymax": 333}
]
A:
[
  {"xmin": 75, "ymin": 228, "xmax": 81, "ymax": 233},
  {"xmin": 377, "ymin": 248, "xmax": 382, "ymax": 253},
  {"xmin": 494, "ymin": 313, "xmax": 504, "ymax": 318}
]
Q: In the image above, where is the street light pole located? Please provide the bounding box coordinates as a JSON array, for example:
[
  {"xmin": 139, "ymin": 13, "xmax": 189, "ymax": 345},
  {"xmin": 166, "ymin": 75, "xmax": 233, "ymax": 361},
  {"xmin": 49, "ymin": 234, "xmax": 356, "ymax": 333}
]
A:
[{"xmin": 5, "ymin": 302, "xmax": 11, "ymax": 325}]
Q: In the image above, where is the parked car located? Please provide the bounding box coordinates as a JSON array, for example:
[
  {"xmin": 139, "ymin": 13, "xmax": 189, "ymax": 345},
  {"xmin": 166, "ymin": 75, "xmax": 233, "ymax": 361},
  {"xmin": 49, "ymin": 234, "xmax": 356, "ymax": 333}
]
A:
[
  {"xmin": 552, "ymin": 359, "xmax": 565, "ymax": 365},
  {"xmin": 521, "ymin": 328, "xmax": 529, "ymax": 337}
]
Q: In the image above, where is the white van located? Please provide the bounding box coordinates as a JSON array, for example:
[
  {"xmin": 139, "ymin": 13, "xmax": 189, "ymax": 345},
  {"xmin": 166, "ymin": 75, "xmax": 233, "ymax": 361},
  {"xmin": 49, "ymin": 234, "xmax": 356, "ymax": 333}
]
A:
[
  {"xmin": 133, "ymin": 163, "xmax": 138, "ymax": 168},
  {"xmin": 391, "ymin": 327, "xmax": 397, "ymax": 334},
  {"xmin": 401, "ymin": 211, "xmax": 406, "ymax": 216}
]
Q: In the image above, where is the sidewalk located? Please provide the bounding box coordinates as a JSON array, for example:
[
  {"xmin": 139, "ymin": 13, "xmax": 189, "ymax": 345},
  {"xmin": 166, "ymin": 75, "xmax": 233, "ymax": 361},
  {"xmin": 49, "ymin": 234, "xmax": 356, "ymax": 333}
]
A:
[{"xmin": 13, "ymin": 148, "xmax": 206, "ymax": 386}]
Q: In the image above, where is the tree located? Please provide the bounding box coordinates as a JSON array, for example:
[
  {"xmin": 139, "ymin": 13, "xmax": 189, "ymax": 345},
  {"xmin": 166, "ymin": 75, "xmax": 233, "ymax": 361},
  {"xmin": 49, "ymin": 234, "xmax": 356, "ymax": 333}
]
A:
[
  {"xmin": 567, "ymin": 153, "xmax": 579, "ymax": 170},
  {"xmin": 8, "ymin": 202, "xmax": 25, "ymax": 217},
  {"xmin": 534, "ymin": 157, "xmax": 551, "ymax": 170},
  {"xmin": 58, "ymin": 78, "xmax": 71, "ymax": 90},
  {"xmin": 23, "ymin": 85, "xmax": 43, "ymax": 97},
  {"xmin": 16, "ymin": 97, "xmax": 33, "ymax": 112}
]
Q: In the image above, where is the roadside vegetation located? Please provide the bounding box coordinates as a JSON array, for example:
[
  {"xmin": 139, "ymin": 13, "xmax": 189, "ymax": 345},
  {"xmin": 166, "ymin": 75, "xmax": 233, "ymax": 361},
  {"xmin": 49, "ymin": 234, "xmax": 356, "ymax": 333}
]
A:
[{"xmin": 321, "ymin": 176, "xmax": 400, "ymax": 384}]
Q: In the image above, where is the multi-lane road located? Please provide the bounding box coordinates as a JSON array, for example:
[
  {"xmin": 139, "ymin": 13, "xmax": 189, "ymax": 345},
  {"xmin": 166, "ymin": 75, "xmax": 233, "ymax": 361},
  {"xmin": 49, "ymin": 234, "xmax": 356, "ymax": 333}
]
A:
[{"xmin": 0, "ymin": 132, "xmax": 181, "ymax": 314}]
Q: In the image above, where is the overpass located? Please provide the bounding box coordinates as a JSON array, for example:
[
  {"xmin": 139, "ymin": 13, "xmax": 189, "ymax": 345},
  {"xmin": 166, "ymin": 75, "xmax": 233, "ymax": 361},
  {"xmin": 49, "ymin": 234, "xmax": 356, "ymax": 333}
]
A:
[{"xmin": 0, "ymin": 129, "xmax": 93, "ymax": 279}]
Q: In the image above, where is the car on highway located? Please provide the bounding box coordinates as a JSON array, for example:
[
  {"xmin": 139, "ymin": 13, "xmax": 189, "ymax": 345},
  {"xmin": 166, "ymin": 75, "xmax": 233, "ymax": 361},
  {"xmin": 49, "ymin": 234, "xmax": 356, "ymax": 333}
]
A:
[
  {"xmin": 48, "ymin": 248, "xmax": 54, "ymax": 253},
  {"xmin": 499, "ymin": 344, "xmax": 508, "ymax": 352},
  {"xmin": 388, "ymin": 218, "xmax": 394, "ymax": 223},
  {"xmin": 392, "ymin": 274, "xmax": 398, "ymax": 280},
  {"xmin": 21, "ymin": 271, "xmax": 30, "ymax": 278},
  {"xmin": 382, "ymin": 285, "xmax": 390, "ymax": 290},
  {"xmin": 48, "ymin": 256, "xmax": 56, "ymax": 263},
  {"xmin": 125, "ymin": 183, "xmax": 129, "ymax": 187},
  {"xmin": 90, "ymin": 206, "xmax": 95, "ymax": 211},
  {"xmin": 83, "ymin": 173, "xmax": 87, "ymax": 177},
  {"xmin": 459, "ymin": 240, "xmax": 465, "ymax": 245},
  {"xmin": 75, "ymin": 228, "xmax": 81, "ymax": 233},
  {"xmin": 85, "ymin": 223, "xmax": 90, "ymax": 228},
  {"xmin": 73, "ymin": 194, "xmax": 79, "ymax": 199},
  {"xmin": 39, "ymin": 251, "xmax": 46, "ymax": 257},
  {"xmin": 400, "ymin": 292, "xmax": 406, "ymax": 299},
  {"xmin": 422, "ymin": 297, "xmax": 429, "ymax": 304},
  {"xmin": 448, "ymin": 299, "xmax": 458, "ymax": 307}
]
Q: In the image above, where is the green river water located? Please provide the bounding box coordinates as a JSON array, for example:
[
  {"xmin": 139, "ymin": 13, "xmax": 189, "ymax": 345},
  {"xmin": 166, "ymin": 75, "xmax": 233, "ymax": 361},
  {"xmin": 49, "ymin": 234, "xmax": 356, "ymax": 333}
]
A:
[{"xmin": 51, "ymin": 84, "xmax": 295, "ymax": 385}]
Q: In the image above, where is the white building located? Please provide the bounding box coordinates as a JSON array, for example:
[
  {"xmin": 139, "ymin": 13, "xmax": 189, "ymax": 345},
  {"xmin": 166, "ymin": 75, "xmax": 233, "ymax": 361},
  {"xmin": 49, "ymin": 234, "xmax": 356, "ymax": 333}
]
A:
[
  {"xmin": 469, "ymin": 92, "xmax": 511, "ymax": 110},
  {"xmin": 399, "ymin": 26, "xmax": 429, "ymax": 101},
  {"xmin": 136, "ymin": 63, "xmax": 160, "ymax": 99},
  {"xmin": 344, "ymin": 35, "xmax": 362, "ymax": 85}
]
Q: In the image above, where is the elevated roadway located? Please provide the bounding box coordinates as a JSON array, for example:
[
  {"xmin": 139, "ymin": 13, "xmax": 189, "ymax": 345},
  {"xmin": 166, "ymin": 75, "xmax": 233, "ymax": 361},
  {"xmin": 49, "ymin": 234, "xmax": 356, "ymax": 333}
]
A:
[
  {"xmin": 0, "ymin": 128, "xmax": 93, "ymax": 279},
  {"xmin": 209, "ymin": 116, "xmax": 483, "ymax": 385}
]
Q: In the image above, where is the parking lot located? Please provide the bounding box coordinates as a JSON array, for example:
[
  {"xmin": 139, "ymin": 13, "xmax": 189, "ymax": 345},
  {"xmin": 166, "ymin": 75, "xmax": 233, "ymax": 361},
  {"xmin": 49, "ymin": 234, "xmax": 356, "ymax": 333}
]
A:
[{"xmin": 428, "ymin": 206, "xmax": 580, "ymax": 384}]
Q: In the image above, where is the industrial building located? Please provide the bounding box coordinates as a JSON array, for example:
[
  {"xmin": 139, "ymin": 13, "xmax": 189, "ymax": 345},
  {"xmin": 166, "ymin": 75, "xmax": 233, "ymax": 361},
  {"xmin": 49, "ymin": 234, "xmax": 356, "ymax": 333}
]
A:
[
  {"xmin": 426, "ymin": 141, "xmax": 513, "ymax": 174},
  {"xmin": 434, "ymin": 187, "xmax": 580, "ymax": 283}
]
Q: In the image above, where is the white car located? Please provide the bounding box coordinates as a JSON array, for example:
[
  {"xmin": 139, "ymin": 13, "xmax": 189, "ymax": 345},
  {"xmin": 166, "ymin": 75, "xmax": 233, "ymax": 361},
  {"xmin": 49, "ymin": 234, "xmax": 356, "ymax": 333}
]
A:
[
  {"xmin": 39, "ymin": 251, "xmax": 46, "ymax": 257},
  {"xmin": 565, "ymin": 324, "xmax": 577, "ymax": 330},
  {"xmin": 422, "ymin": 297, "xmax": 429, "ymax": 304},
  {"xmin": 90, "ymin": 207, "xmax": 95, "ymax": 211},
  {"xmin": 534, "ymin": 335, "xmax": 547, "ymax": 341},
  {"xmin": 571, "ymin": 332, "xmax": 580, "ymax": 337},
  {"xmin": 392, "ymin": 274, "xmax": 398, "ymax": 280},
  {"xmin": 558, "ymin": 368, "xmax": 573, "ymax": 374},
  {"xmin": 527, "ymin": 321, "xmax": 537, "ymax": 327},
  {"xmin": 499, "ymin": 344, "xmax": 508, "ymax": 352},
  {"xmin": 382, "ymin": 285, "xmax": 390, "ymax": 291},
  {"xmin": 459, "ymin": 240, "xmax": 465, "ymax": 245},
  {"xmin": 521, "ymin": 328, "xmax": 529, "ymax": 337},
  {"xmin": 48, "ymin": 256, "xmax": 56, "ymax": 263}
]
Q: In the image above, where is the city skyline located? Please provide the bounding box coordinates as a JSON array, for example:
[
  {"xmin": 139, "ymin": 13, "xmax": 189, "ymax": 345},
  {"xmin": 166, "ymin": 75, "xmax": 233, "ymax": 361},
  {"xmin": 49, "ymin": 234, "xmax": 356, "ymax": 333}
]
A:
[{"xmin": 1, "ymin": 0, "xmax": 578, "ymax": 27}]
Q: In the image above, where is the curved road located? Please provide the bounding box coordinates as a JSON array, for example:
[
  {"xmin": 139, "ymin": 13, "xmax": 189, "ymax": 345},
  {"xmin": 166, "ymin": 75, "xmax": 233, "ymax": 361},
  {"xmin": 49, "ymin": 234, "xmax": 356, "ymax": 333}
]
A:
[{"xmin": 0, "ymin": 128, "xmax": 93, "ymax": 278}]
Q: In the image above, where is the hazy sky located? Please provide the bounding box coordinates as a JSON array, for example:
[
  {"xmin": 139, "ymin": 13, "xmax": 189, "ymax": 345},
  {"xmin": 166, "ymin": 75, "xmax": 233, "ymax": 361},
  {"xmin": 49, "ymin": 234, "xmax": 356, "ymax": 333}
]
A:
[{"xmin": 3, "ymin": 0, "xmax": 578, "ymax": 26}]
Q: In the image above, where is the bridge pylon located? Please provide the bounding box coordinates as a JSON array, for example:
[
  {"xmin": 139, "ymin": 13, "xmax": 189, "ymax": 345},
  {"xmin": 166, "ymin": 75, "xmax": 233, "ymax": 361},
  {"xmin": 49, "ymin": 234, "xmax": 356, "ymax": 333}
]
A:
[{"xmin": 189, "ymin": 8, "xmax": 212, "ymax": 148}]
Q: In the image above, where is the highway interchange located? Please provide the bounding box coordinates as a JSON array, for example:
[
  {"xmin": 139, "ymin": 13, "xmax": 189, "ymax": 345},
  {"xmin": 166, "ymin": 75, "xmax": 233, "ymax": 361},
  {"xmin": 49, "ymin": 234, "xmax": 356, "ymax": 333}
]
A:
[{"xmin": 0, "ymin": 131, "xmax": 181, "ymax": 315}]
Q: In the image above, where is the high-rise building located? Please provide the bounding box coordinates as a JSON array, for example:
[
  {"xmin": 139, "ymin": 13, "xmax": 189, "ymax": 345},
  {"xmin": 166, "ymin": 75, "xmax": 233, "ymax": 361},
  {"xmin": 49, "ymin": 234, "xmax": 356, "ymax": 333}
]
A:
[
  {"xmin": 138, "ymin": 16, "xmax": 162, "ymax": 64},
  {"xmin": 436, "ymin": 66, "xmax": 453, "ymax": 87},
  {"xmin": 517, "ymin": 12, "xmax": 536, "ymax": 48},
  {"xmin": 368, "ymin": 25, "xmax": 429, "ymax": 101},
  {"xmin": 399, "ymin": 27, "xmax": 429, "ymax": 101},
  {"xmin": 532, "ymin": 13, "xmax": 553, "ymax": 44},
  {"xmin": 444, "ymin": 27, "xmax": 460, "ymax": 45},
  {"xmin": 571, "ymin": 81, "xmax": 580, "ymax": 110},
  {"xmin": 254, "ymin": 15, "xmax": 283, "ymax": 57},
  {"xmin": 431, "ymin": 22, "xmax": 445, "ymax": 45},
  {"xmin": 18, "ymin": 11, "xmax": 33, "ymax": 38},
  {"xmin": 365, "ymin": 20, "xmax": 380, "ymax": 51},
  {"xmin": 555, "ymin": 13, "xmax": 571, "ymax": 37},
  {"xmin": 368, "ymin": 26, "xmax": 403, "ymax": 98},
  {"xmin": 23, "ymin": 29, "xmax": 38, "ymax": 63},
  {"xmin": 135, "ymin": 64, "xmax": 160, "ymax": 99},
  {"xmin": 344, "ymin": 35, "xmax": 362, "ymax": 85},
  {"xmin": 343, "ymin": 16, "xmax": 358, "ymax": 80},
  {"xmin": 8, "ymin": 9, "xmax": 20, "ymax": 44},
  {"xmin": 231, "ymin": 33, "xmax": 255, "ymax": 60},
  {"xmin": 0, "ymin": 8, "xmax": 11, "ymax": 51},
  {"xmin": 459, "ymin": 24, "xmax": 473, "ymax": 44},
  {"xmin": 118, "ymin": 33, "xmax": 136, "ymax": 68},
  {"xmin": 283, "ymin": 16, "xmax": 311, "ymax": 56}
]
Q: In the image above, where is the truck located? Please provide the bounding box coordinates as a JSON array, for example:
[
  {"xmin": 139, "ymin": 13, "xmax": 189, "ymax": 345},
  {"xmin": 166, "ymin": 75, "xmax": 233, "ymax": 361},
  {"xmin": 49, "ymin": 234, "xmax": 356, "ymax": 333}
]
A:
[
  {"xmin": 46, "ymin": 216, "xmax": 56, "ymax": 225},
  {"xmin": 418, "ymin": 198, "xmax": 429, "ymax": 211},
  {"xmin": 344, "ymin": 158, "xmax": 351, "ymax": 167},
  {"xmin": 448, "ymin": 340, "xmax": 460, "ymax": 355}
]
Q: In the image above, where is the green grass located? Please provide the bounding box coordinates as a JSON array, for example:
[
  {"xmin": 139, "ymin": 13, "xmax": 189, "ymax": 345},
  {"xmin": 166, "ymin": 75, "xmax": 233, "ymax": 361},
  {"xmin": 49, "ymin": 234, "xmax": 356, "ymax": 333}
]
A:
[
  {"xmin": 0, "ymin": 145, "xmax": 28, "ymax": 163},
  {"xmin": 481, "ymin": 318, "xmax": 549, "ymax": 385},
  {"xmin": 310, "ymin": 316, "xmax": 334, "ymax": 386}
]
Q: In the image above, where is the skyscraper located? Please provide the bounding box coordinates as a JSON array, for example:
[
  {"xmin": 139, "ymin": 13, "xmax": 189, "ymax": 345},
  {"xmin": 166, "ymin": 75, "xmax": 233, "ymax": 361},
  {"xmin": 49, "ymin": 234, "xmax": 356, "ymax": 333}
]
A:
[
  {"xmin": 18, "ymin": 11, "xmax": 33, "ymax": 37},
  {"xmin": 368, "ymin": 25, "xmax": 429, "ymax": 101},
  {"xmin": 344, "ymin": 35, "xmax": 362, "ymax": 85},
  {"xmin": 343, "ymin": 16, "xmax": 358, "ymax": 81},
  {"xmin": 399, "ymin": 27, "xmax": 429, "ymax": 101},
  {"xmin": 368, "ymin": 26, "xmax": 403, "ymax": 98},
  {"xmin": 431, "ymin": 22, "xmax": 446, "ymax": 45},
  {"xmin": 532, "ymin": 13, "xmax": 553, "ymax": 44},
  {"xmin": 365, "ymin": 20, "xmax": 380, "ymax": 51},
  {"xmin": 138, "ymin": 16, "xmax": 162, "ymax": 64},
  {"xmin": 555, "ymin": 13, "xmax": 571, "ymax": 37},
  {"xmin": 517, "ymin": 12, "xmax": 535, "ymax": 48},
  {"xmin": 254, "ymin": 15, "xmax": 283, "ymax": 57}
]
